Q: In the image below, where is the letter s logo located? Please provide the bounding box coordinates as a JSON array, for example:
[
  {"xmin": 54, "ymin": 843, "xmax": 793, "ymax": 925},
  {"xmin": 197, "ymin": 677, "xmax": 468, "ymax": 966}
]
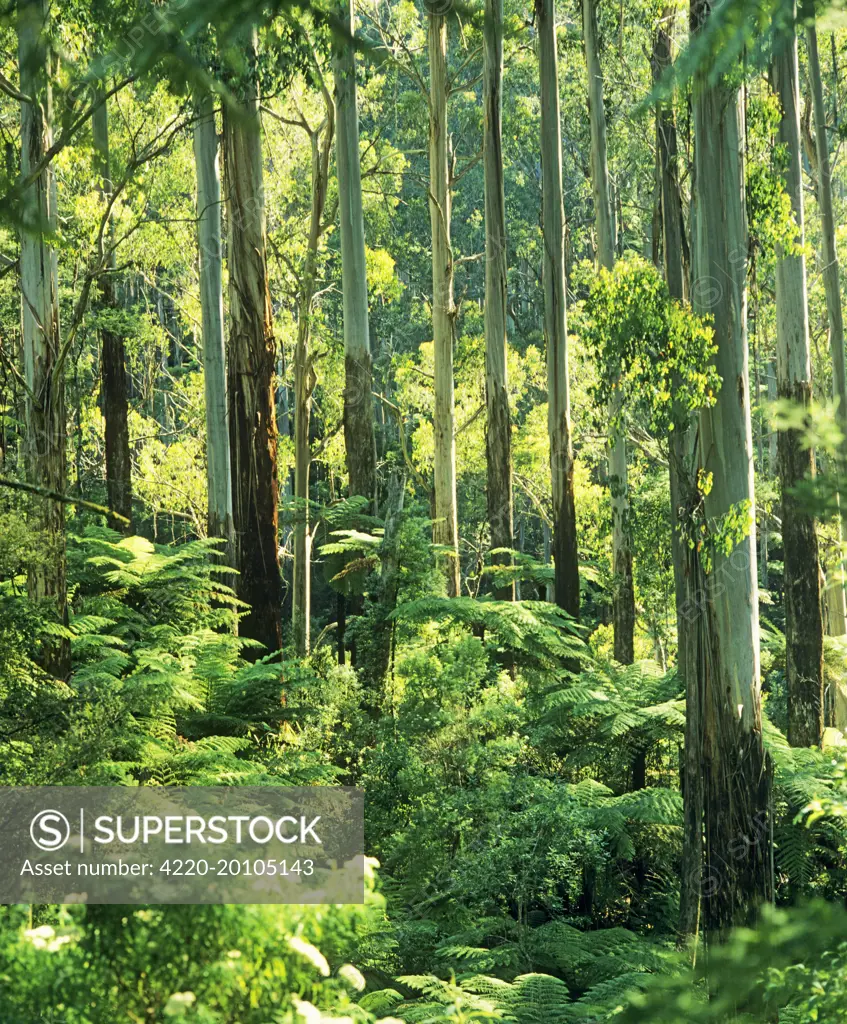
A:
[{"xmin": 30, "ymin": 810, "xmax": 71, "ymax": 851}]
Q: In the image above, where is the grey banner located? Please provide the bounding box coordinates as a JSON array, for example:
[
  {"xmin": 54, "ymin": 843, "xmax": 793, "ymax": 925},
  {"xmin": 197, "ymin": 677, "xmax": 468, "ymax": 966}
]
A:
[{"xmin": 0, "ymin": 787, "xmax": 364, "ymax": 904}]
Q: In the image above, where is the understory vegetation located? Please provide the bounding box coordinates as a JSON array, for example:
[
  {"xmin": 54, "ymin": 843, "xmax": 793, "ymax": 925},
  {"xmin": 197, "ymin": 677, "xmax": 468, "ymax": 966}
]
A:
[{"xmin": 5, "ymin": 0, "xmax": 847, "ymax": 1020}]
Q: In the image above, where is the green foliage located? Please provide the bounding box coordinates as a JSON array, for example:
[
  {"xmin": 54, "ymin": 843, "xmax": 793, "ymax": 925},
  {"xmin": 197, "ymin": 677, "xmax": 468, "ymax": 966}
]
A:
[
  {"xmin": 392, "ymin": 597, "xmax": 585, "ymax": 672},
  {"xmin": 621, "ymin": 902, "xmax": 847, "ymax": 1023},
  {"xmin": 578, "ymin": 256, "xmax": 719, "ymax": 436},
  {"xmin": 5, "ymin": 2, "xmax": 847, "ymax": 1022}
]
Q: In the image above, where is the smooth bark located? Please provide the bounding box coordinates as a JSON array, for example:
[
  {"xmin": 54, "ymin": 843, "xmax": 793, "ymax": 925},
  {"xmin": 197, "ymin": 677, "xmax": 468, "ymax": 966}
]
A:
[
  {"xmin": 223, "ymin": 27, "xmax": 282, "ymax": 657},
  {"xmin": 483, "ymin": 0, "xmax": 514, "ymax": 600},
  {"xmin": 428, "ymin": 10, "xmax": 460, "ymax": 597},
  {"xmin": 536, "ymin": 0, "xmax": 580, "ymax": 618},
  {"xmin": 691, "ymin": 0, "xmax": 771, "ymax": 932},
  {"xmin": 583, "ymin": 0, "xmax": 633, "ymax": 660},
  {"xmin": 772, "ymin": 15, "xmax": 824, "ymax": 747},
  {"xmin": 193, "ymin": 92, "xmax": 235, "ymax": 559},
  {"xmin": 334, "ymin": 0, "xmax": 377, "ymax": 508},
  {"xmin": 19, "ymin": 0, "xmax": 69, "ymax": 676}
]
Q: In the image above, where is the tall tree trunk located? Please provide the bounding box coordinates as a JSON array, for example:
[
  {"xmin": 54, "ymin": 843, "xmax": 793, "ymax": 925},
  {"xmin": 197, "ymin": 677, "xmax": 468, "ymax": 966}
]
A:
[
  {"xmin": 193, "ymin": 92, "xmax": 234, "ymax": 560},
  {"xmin": 773, "ymin": 13, "xmax": 824, "ymax": 747},
  {"xmin": 536, "ymin": 0, "xmax": 580, "ymax": 619},
  {"xmin": 428, "ymin": 10, "xmax": 460, "ymax": 597},
  {"xmin": 808, "ymin": 24, "xmax": 847, "ymax": 639},
  {"xmin": 691, "ymin": 0, "xmax": 771, "ymax": 933},
  {"xmin": 759, "ymin": 358, "xmax": 775, "ymax": 590},
  {"xmin": 652, "ymin": 13, "xmax": 702, "ymax": 943},
  {"xmin": 334, "ymin": 0, "xmax": 376, "ymax": 507},
  {"xmin": 293, "ymin": 94, "xmax": 335, "ymax": 658},
  {"xmin": 583, "ymin": 0, "xmax": 634, "ymax": 661},
  {"xmin": 18, "ymin": 0, "xmax": 69, "ymax": 677},
  {"xmin": 483, "ymin": 0, "xmax": 514, "ymax": 601},
  {"xmin": 223, "ymin": 27, "xmax": 282, "ymax": 657},
  {"xmin": 92, "ymin": 88, "xmax": 132, "ymax": 532}
]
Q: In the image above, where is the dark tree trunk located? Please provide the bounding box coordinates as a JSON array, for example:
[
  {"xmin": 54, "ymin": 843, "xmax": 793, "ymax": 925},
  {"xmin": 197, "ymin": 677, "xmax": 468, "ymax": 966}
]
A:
[
  {"xmin": 93, "ymin": 91, "xmax": 132, "ymax": 533},
  {"xmin": 537, "ymin": 0, "xmax": 581, "ymax": 619},
  {"xmin": 223, "ymin": 27, "xmax": 282, "ymax": 657},
  {"xmin": 334, "ymin": 0, "xmax": 377, "ymax": 508},
  {"xmin": 779, "ymin": 382, "xmax": 824, "ymax": 746},
  {"xmin": 772, "ymin": 13, "xmax": 824, "ymax": 747}
]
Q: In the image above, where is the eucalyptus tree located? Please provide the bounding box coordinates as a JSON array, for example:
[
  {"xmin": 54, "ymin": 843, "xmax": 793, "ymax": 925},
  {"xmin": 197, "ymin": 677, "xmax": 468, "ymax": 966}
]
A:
[
  {"xmin": 223, "ymin": 25, "xmax": 282, "ymax": 656},
  {"xmin": 18, "ymin": 0, "xmax": 69, "ymax": 675},
  {"xmin": 536, "ymin": 0, "xmax": 580, "ymax": 618},
  {"xmin": 193, "ymin": 89, "xmax": 234, "ymax": 556},
  {"xmin": 652, "ymin": 12, "xmax": 707, "ymax": 945},
  {"xmin": 583, "ymin": 0, "xmax": 634, "ymax": 661},
  {"xmin": 291, "ymin": 66, "xmax": 336, "ymax": 658},
  {"xmin": 772, "ymin": 8, "xmax": 823, "ymax": 747},
  {"xmin": 428, "ymin": 5, "xmax": 460, "ymax": 597},
  {"xmin": 651, "ymin": 9, "xmax": 703, "ymax": 939},
  {"xmin": 92, "ymin": 88, "xmax": 132, "ymax": 533},
  {"xmin": 483, "ymin": 0, "xmax": 514, "ymax": 600},
  {"xmin": 334, "ymin": 0, "xmax": 377, "ymax": 511},
  {"xmin": 690, "ymin": 0, "xmax": 770, "ymax": 932},
  {"xmin": 808, "ymin": 24, "xmax": 847, "ymax": 639}
]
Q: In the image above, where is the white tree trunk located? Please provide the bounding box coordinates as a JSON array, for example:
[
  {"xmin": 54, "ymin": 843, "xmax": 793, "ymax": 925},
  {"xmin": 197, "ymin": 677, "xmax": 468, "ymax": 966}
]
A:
[
  {"xmin": 194, "ymin": 92, "xmax": 234, "ymax": 561},
  {"xmin": 691, "ymin": 0, "xmax": 770, "ymax": 931},
  {"xmin": 19, "ymin": 0, "xmax": 68, "ymax": 676}
]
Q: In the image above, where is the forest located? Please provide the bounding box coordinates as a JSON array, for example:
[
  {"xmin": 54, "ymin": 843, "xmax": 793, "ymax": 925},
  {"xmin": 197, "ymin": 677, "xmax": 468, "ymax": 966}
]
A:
[{"xmin": 5, "ymin": 0, "xmax": 847, "ymax": 1018}]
